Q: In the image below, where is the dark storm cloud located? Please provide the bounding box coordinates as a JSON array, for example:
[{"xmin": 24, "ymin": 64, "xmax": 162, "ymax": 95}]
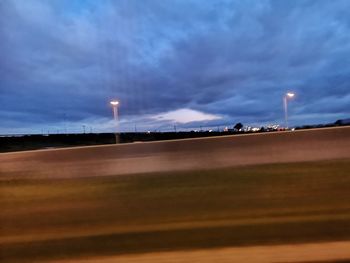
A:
[{"xmin": 1, "ymin": 0, "xmax": 349, "ymax": 133}]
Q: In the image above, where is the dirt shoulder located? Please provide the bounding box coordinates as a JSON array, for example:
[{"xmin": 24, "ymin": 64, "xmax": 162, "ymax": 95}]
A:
[{"xmin": 47, "ymin": 241, "xmax": 350, "ymax": 263}]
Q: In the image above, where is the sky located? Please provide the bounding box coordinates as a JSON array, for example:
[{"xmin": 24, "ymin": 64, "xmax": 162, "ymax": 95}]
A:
[{"xmin": 1, "ymin": 0, "xmax": 349, "ymax": 134}]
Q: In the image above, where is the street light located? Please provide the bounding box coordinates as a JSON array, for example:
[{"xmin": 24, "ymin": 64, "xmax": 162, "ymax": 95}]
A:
[
  {"xmin": 110, "ymin": 100, "xmax": 119, "ymax": 143},
  {"xmin": 283, "ymin": 92, "xmax": 295, "ymax": 129}
]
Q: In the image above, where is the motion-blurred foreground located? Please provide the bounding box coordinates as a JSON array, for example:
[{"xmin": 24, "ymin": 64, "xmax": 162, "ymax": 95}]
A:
[{"xmin": 1, "ymin": 127, "xmax": 350, "ymax": 262}]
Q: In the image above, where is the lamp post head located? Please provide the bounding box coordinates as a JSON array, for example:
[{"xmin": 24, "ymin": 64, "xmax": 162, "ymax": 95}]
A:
[
  {"xmin": 286, "ymin": 92, "xmax": 295, "ymax": 98},
  {"xmin": 110, "ymin": 100, "xmax": 119, "ymax": 106}
]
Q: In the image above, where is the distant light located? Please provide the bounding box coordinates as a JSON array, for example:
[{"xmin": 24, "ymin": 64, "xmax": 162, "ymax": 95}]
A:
[
  {"xmin": 110, "ymin": 100, "xmax": 119, "ymax": 106},
  {"xmin": 286, "ymin": 92, "xmax": 295, "ymax": 98}
]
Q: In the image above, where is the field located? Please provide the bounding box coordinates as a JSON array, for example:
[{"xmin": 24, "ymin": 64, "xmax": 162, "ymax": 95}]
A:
[{"xmin": 1, "ymin": 159, "xmax": 350, "ymax": 262}]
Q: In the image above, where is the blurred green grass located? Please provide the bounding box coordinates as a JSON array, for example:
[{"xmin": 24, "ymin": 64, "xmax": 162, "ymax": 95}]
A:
[{"xmin": 1, "ymin": 159, "xmax": 350, "ymax": 262}]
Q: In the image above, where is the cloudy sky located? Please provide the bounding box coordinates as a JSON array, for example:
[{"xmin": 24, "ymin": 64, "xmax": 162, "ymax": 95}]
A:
[{"xmin": 1, "ymin": 0, "xmax": 349, "ymax": 134}]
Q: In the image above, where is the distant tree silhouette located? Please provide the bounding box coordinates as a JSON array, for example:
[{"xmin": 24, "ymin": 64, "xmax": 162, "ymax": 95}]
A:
[
  {"xmin": 234, "ymin": 123, "xmax": 243, "ymax": 131},
  {"xmin": 334, "ymin": 119, "xmax": 342, "ymax": 126}
]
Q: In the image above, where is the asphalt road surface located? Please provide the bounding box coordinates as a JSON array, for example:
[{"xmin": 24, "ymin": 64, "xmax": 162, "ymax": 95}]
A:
[{"xmin": 1, "ymin": 126, "xmax": 350, "ymax": 179}]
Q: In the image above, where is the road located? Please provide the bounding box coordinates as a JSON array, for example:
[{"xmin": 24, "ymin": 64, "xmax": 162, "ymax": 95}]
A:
[{"xmin": 1, "ymin": 126, "xmax": 350, "ymax": 179}]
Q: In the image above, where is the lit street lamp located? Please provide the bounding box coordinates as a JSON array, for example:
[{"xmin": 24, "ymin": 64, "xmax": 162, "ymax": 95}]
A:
[
  {"xmin": 110, "ymin": 100, "xmax": 119, "ymax": 143},
  {"xmin": 283, "ymin": 92, "xmax": 295, "ymax": 129}
]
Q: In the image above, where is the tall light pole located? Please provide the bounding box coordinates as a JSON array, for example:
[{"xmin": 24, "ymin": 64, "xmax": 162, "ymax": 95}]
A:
[
  {"xmin": 283, "ymin": 92, "xmax": 295, "ymax": 129},
  {"xmin": 110, "ymin": 100, "xmax": 119, "ymax": 143}
]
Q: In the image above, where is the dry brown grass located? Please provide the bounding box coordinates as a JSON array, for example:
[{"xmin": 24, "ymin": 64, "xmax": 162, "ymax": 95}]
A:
[{"xmin": 1, "ymin": 159, "xmax": 350, "ymax": 262}]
